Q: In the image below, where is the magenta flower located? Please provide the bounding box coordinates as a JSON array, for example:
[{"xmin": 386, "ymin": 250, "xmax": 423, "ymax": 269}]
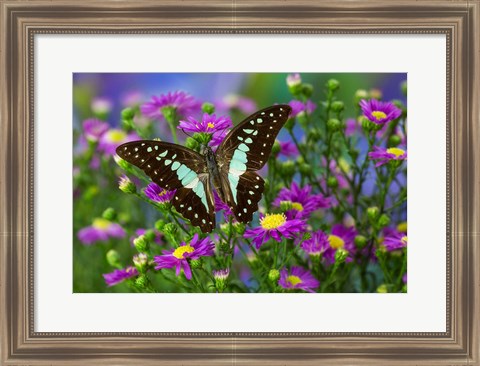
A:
[
  {"xmin": 368, "ymin": 146, "xmax": 407, "ymax": 167},
  {"xmin": 141, "ymin": 91, "xmax": 200, "ymax": 120},
  {"xmin": 77, "ymin": 218, "xmax": 126, "ymax": 245},
  {"xmin": 244, "ymin": 213, "xmax": 306, "ymax": 249},
  {"xmin": 103, "ymin": 266, "xmax": 138, "ymax": 287},
  {"xmin": 278, "ymin": 266, "xmax": 319, "ymax": 293},
  {"xmin": 143, "ymin": 182, "xmax": 176, "ymax": 203},
  {"xmin": 273, "ymin": 182, "xmax": 331, "ymax": 219},
  {"xmin": 217, "ymin": 94, "xmax": 257, "ymax": 114},
  {"xmin": 323, "ymin": 224, "xmax": 357, "ymax": 263},
  {"xmin": 345, "ymin": 118, "xmax": 357, "ymax": 136},
  {"xmin": 98, "ymin": 129, "xmax": 140, "ymax": 156},
  {"xmin": 154, "ymin": 234, "xmax": 215, "ymax": 280},
  {"xmin": 300, "ymin": 230, "xmax": 331, "ymax": 257},
  {"xmin": 288, "ymin": 100, "xmax": 316, "ymax": 118},
  {"xmin": 178, "ymin": 113, "xmax": 233, "ymax": 147},
  {"xmin": 277, "ymin": 140, "xmax": 299, "ymax": 158},
  {"xmin": 83, "ymin": 118, "xmax": 109, "ymax": 142},
  {"xmin": 383, "ymin": 229, "xmax": 407, "ymax": 251},
  {"xmin": 359, "ymin": 99, "xmax": 402, "ymax": 125},
  {"xmin": 91, "ymin": 97, "xmax": 113, "ymax": 116}
]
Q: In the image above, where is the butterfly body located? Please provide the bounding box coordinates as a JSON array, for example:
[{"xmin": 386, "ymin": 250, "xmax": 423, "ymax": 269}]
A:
[{"xmin": 116, "ymin": 104, "xmax": 292, "ymax": 233}]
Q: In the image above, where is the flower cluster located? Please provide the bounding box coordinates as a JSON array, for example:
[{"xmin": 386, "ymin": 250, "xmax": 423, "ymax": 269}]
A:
[{"xmin": 73, "ymin": 73, "xmax": 407, "ymax": 294}]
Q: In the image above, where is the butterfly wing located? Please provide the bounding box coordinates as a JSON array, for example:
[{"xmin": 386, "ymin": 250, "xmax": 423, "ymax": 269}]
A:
[
  {"xmin": 116, "ymin": 140, "xmax": 215, "ymax": 232},
  {"xmin": 216, "ymin": 104, "xmax": 291, "ymax": 223}
]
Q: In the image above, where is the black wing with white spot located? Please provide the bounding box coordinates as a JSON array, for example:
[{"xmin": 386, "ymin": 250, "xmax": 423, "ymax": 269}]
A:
[
  {"xmin": 116, "ymin": 140, "xmax": 215, "ymax": 233},
  {"xmin": 215, "ymin": 105, "xmax": 291, "ymax": 224}
]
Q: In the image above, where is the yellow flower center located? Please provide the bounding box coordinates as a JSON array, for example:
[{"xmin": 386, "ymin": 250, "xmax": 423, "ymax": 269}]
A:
[
  {"xmin": 386, "ymin": 147, "xmax": 405, "ymax": 157},
  {"xmin": 207, "ymin": 122, "xmax": 215, "ymax": 129},
  {"xmin": 401, "ymin": 236, "xmax": 408, "ymax": 245},
  {"xmin": 329, "ymin": 235, "xmax": 345, "ymax": 249},
  {"xmin": 260, "ymin": 213, "xmax": 287, "ymax": 230},
  {"xmin": 107, "ymin": 129, "xmax": 127, "ymax": 143},
  {"xmin": 371, "ymin": 110, "xmax": 387, "ymax": 121},
  {"xmin": 92, "ymin": 218, "xmax": 111, "ymax": 230},
  {"xmin": 287, "ymin": 275, "xmax": 302, "ymax": 286},
  {"xmin": 397, "ymin": 222, "xmax": 407, "ymax": 233},
  {"xmin": 158, "ymin": 189, "xmax": 168, "ymax": 197},
  {"xmin": 172, "ymin": 244, "xmax": 195, "ymax": 259}
]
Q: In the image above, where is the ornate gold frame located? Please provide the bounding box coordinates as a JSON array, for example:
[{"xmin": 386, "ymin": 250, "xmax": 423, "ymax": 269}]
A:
[{"xmin": 1, "ymin": 1, "xmax": 479, "ymax": 364}]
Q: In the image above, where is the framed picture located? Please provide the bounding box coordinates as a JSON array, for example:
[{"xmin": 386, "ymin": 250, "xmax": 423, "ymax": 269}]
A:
[{"xmin": 1, "ymin": 0, "xmax": 479, "ymax": 364}]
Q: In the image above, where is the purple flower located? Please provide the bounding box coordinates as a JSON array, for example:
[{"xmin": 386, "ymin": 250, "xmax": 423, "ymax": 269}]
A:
[
  {"xmin": 143, "ymin": 182, "xmax": 176, "ymax": 203},
  {"xmin": 178, "ymin": 113, "xmax": 233, "ymax": 147},
  {"xmin": 323, "ymin": 224, "xmax": 357, "ymax": 263},
  {"xmin": 244, "ymin": 213, "xmax": 306, "ymax": 249},
  {"xmin": 300, "ymin": 230, "xmax": 331, "ymax": 257},
  {"xmin": 368, "ymin": 146, "xmax": 407, "ymax": 167},
  {"xmin": 154, "ymin": 234, "xmax": 215, "ymax": 280},
  {"xmin": 77, "ymin": 218, "xmax": 126, "ymax": 245},
  {"xmin": 278, "ymin": 266, "xmax": 319, "ymax": 293},
  {"xmin": 98, "ymin": 129, "xmax": 140, "ymax": 156},
  {"xmin": 359, "ymin": 99, "xmax": 402, "ymax": 125},
  {"xmin": 141, "ymin": 91, "xmax": 200, "ymax": 120},
  {"xmin": 383, "ymin": 229, "xmax": 407, "ymax": 251},
  {"xmin": 345, "ymin": 118, "xmax": 357, "ymax": 136},
  {"xmin": 83, "ymin": 118, "xmax": 109, "ymax": 142},
  {"xmin": 91, "ymin": 97, "xmax": 113, "ymax": 115},
  {"xmin": 403, "ymin": 273, "xmax": 408, "ymax": 284},
  {"xmin": 217, "ymin": 94, "xmax": 257, "ymax": 114},
  {"xmin": 273, "ymin": 182, "xmax": 331, "ymax": 219},
  {"xmin": 277, "ymin": 140, "xmax": 299, "ymax": 158},
  {"xmin": 286, "ymin": 73, "xmax": 302, "ymax": 87},
  {"xmin": 103, "ymin": 266, "xmax": 138, "ymax": 287},
  {"xmin": 288, "ymin": 100, "xmax": 316, "ymax": 118},
  {"xmin": 214, "ymin": 191, "xmax": 235, "ymax": 220}
]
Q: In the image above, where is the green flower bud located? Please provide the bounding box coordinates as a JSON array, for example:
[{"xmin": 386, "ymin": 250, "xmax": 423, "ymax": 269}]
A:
[
  {"xmin": 286, "ymin": 74, "xmax": 302, "ymax": 95},
  {"xmin": 185, "ymin": 137, "xmax": 199, "ymax": 150},
  {"xmin": 308, "ymin": 128, "xmax": 322, "ymax": 142},
  {"xmin": 135, "ymin": 274, "xmax": 148, "ymax": 289},
  {"xmin": 102, "ymin": 207, "xmax": 117, "ymax": 221},
  {"xmin": 106, "ymin": 249, "xmax": 121, "ymax": 268},
  {"xmin": 271, "ymin": 140, "xmax": 281, "ymax": 155},
  {"xmin": 391, "ymin": 99, "xmax": 404, "ymax": 111},
  {"xmin": 161, "ymin": 106, "xmax": 176, "ymax": 123},
  {"xmin": 219, "ymin": 240, "xmax": 230, "ymax": 252},
  {"xmin": 326, "ymin": 118, "xmax": 342, "ymax": 133},
  {"xmin": 133, "ymin": 253, "xmax": 148, "ymax": 271},
  {"xmin": 268, "ymin": 269, "xmax": 280, "ymax": 283},
  {"xmin": 114, "ymin": 157, "xmax": 131, "ymax": 171},
  {"xmin": 369, "ymin": 89, "xmax": 382, "ymax": 100},
  {"xmin": 331, "ymin": 101, "xmax": 345, "ymax": 112},
  {"xmin": 192, "ymin": 132, "xmax": 212, "ymax": 146},
  {"xmin": 189, "ymin": 258, "xmax": 202, "ymax": 269},
  {"xmin": 376, "ymin": 284, "xmax": 388, "ymax": 293},
  {"xmin": 354, "ymin": 235, "xmax": 368, "ymax": 249},
  {"xmin": 378, "ymin": 213, "xmax": 391, "ymax": 228},
  {"xmin": 121, "ymin": 107, "xmax": 135, "ymax": 120},
  {"xmin": 118, "ymin": 175, "xmax": 136, "ymax": 194},
  {"xmin": 163, "ymin": 223, "xmax": 177, "ymax": 236},
  {"xmin": 213, "ymin": 268, "xmax": 230, "ymax": 292},
  {"xmin": 281, "ymin": 161, "xmax": 296, "ymax": 177},
  {"xmin": 354, "ymin": 89, "xmax": 369, "ymax": 102},
  {"xmin": 301, "ymin": 83, "xmax": 314, "ymax": 98},
  {"xmin": 133, "ymin": 235, "xmax": 149, "ymax": 253},
  {"xmin": 299, "ymin": 162, "xmax": 311, "ymax": 176},
  {"xmin": 401, "ymin": 80, "xmax": 407, "ymax": 96},
  {"xmin": 327, "ymin": 176, "xmax": 338, "ymax": 189},
  {"xmin": 155, "ymin": 219, "xmax": 166, "ymax": 231},
  {"xmin": 280, "ymin": 200, "xmax": 293, "ymax": 211},
  {"xmin": 388, "ymin": 134, "xmax": 402, "ymax": 147},
  {"xmin": 201, "ymin": 102, "xmax": 215, "ymax": 114},
  {"xmin": 334, "ymin": 248, "xmax": 349, "ymax": 264},
  {"xmin": 326, "ymin": 79, "xmax": 340, "ymax": 92},
  {"xmin": 233, "ymin": 222, "xmax": 246, "ymax": 235},
  {"xmin": 144, "ymin": 229, "xmax": 156, "ymax": 242},
  {"xmin": 367, "ymin": 206, "xmax": 380, "ymax": 221}
]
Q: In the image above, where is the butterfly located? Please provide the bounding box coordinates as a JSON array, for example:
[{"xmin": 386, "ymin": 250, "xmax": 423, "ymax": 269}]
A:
[{"xmin": 116, "ymin": 104, "xmax": 292, "ymax": 233}]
